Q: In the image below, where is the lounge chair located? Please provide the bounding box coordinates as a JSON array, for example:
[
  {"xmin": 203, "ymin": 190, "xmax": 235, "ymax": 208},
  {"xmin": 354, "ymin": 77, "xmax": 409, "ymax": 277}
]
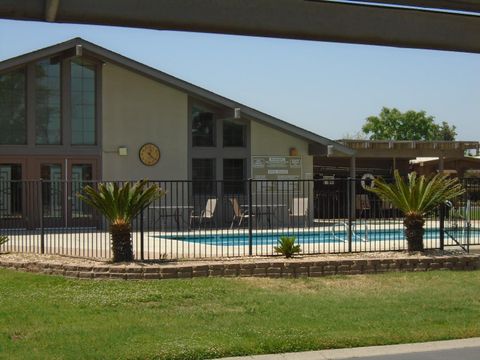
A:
[
  {"xmin": 229, "ymin": 197, "xmax": 254, "ymax": 228},
  {"xmin": 289, "ymin": 197, "xmax": 309, "ymax": 225},
  {"xmin": 189, "ymin": 198, "xmax": 217, "ymax": 227}
]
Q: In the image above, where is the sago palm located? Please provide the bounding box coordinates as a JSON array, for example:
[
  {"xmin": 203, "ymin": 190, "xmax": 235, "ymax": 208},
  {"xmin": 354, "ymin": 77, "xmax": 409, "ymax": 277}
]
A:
[
  {"xmin": 78, "ymin": 180, "xmax": 164, "ymax": 262},
  {"xmin": 367, "ymin": 170, "xmax": 464, "ymax": 252}
]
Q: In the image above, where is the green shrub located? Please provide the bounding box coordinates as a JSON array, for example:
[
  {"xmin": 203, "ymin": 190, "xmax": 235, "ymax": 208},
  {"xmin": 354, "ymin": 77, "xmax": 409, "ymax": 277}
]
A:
[
  {"xmin": 0, "ymin": 235, "xmax": 8, "ymax": 247},
  {"xmin": 274, "ymin": 236, "xmax": 301, "ymax": 258}
]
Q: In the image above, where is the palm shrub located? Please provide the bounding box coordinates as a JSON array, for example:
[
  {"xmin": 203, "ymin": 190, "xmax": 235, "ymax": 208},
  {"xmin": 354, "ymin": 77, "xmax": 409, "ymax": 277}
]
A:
[
  {"xmin": 78, "ymin": 180, "xmax": 164, "ymax": 262},
  {"xmin": 275, "ymin": 236, "xmax": 301, "ymax": 258},
  {"xmin": 367, "ymin": 170, "xmax": 465, "ymax": 252}
]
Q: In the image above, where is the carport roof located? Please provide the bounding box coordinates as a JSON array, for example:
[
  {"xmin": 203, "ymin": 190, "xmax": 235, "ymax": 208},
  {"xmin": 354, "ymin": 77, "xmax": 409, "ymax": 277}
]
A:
[{"xmin": 0, "ymin": 37, "xmax": 355, "ymax": 156}]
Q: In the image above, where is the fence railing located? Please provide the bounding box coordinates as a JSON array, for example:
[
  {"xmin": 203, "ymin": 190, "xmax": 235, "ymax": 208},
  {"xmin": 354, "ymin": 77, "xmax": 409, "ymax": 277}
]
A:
[{"xmin": 0, "ymin": 178, "xmax": 479, "ymax": 260}]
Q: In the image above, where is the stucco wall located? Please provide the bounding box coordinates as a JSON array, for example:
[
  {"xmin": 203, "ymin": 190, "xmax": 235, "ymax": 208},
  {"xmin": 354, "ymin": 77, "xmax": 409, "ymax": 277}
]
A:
[
  {"xmin": 102, "ymin": 64, "xmax": 188, "ymax": 180},
  {"xmin": 250, "ymin": 121, "xmax": 313, "ymax": 178}
]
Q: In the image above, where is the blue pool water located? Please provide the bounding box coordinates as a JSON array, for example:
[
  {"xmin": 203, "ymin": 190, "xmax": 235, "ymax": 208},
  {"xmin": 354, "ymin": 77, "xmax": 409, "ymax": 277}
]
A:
[{"xmin": 164, "ymin": 228, "xmax": 480, "ymax": 246}]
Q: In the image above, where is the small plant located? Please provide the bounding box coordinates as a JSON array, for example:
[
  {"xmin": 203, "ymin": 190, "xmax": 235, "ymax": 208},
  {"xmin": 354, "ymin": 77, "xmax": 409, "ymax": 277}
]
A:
[
  {"xmin": 0, "ymin": 235, "xmax": 8, "ymax": 246},
  {"xmin": 274, "ymin": 236, "xmax": 301, "ymax": 258}
]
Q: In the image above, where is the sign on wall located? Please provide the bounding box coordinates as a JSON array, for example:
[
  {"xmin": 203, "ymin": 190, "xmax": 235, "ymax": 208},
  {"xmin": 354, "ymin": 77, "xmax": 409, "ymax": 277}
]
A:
[
  {"xmin": 252, "ymin": 156, "xmax": 302, "ymax": 180},
  {"xmin": 252, "ymin": 156, "xmax": 303, "ymax": 192}
]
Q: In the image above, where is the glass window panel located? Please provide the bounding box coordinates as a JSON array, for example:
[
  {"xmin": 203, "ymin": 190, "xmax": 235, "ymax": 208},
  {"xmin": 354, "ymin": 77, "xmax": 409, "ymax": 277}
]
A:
[
  {"xmin": 223, "ymin": 159, "xmax": 245, "ymax": 194},
  {"xmin": 192, "ymin": 159, "xmax": 216, "ymax": 195},
  {"xmin": 223, "ymin": 119, "xmax": 246, "ymax": 147},
  {"xmin": 71, "ymin": 59, "xmax": 96, "ymax": 145},
  {"xmin": 0, "ymin": 164, "xmax": 22, "ymax": 218},
  {"xmin": 35, "ymin": 59, "xmax": 61, "ymax": 145},
  {"xmin": 192, "ymin": 107, "xmax": 215, "ymax": 147},
  {"xmin": 0, "ymin": 69, "xmax": 26, "ymax": 145},
  {"xmin": 40, "ymin": 164, "xmax": 63, "ymax": 218}
]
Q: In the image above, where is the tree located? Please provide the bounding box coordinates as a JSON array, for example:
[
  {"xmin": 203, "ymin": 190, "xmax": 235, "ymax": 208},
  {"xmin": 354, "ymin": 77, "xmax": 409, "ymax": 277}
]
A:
[
  {"xmin": 362, "ymin": 107, "xmax": 457, "ymax": 141},
  {"xmin": 367, "ymin": 171, "xmax": 464, "ymax": 252},
  {"xmin": 78, "ymin": 180, "xmax": 164, "ymax": 262}
]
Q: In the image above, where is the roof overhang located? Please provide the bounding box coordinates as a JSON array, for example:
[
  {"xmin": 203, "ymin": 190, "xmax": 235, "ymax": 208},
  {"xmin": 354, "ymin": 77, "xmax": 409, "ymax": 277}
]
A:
[{"xmin": 1, "ymin": 0, "xmax": 480, "ymax": 53}]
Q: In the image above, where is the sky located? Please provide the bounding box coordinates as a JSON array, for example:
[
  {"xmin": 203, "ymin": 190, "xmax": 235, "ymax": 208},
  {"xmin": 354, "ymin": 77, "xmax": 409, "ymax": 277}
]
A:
[{"xmin": 1, "ymin": 19, "xmax": 479, "ymax": 141}]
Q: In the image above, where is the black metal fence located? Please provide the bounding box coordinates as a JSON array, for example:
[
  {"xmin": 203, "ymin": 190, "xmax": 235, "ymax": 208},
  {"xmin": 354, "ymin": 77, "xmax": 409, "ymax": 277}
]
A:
[{"xmin": 0, "ymin": 178, "xmax": 479, "ymax": 259}]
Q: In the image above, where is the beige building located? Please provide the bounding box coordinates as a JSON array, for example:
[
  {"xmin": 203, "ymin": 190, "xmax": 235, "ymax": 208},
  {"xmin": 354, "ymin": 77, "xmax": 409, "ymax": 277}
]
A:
[
  {"xmin": 0, "ymin": 38, "xmax": 352, "ymax": 226},
  {"xmin": 0, "ymin": 38, "xmax": 352, "ymax": 183}
]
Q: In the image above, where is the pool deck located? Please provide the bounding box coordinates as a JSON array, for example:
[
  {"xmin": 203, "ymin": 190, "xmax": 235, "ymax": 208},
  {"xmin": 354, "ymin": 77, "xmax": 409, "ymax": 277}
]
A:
[{"xmin": 1, "ymin": 219, "xmax": 478, "ymax": 259}]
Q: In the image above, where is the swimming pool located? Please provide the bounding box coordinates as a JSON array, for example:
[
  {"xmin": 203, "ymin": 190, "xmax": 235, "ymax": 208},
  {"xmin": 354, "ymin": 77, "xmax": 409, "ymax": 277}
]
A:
[{"xmin": 164, "ymin": 228, "xmax": 480, "ymax": 246}]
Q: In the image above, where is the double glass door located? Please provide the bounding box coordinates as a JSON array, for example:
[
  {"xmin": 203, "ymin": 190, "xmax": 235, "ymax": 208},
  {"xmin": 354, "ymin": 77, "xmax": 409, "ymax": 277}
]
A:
[{"xmin": 38, "ymin": 159, "xmax": 96, "ymax": 228}]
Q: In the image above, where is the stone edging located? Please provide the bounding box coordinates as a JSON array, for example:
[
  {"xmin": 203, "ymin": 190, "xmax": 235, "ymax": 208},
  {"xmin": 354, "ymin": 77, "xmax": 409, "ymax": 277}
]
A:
[{"xmin": 1, "ymin": 254, "xmax": 479, "ymax": 280}]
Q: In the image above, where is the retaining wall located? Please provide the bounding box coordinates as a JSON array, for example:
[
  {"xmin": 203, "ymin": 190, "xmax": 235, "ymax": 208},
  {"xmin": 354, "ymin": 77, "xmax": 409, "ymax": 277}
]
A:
[{"xmin": 1, "ymin": 254, "xmax": 479, "ymax": 280}]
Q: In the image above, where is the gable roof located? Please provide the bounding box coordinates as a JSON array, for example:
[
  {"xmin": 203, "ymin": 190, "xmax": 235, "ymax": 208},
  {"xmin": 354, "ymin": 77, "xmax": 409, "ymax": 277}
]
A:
[{"xmin": 0, "ymin": 37, "xmax": 355, "ymax": 156}]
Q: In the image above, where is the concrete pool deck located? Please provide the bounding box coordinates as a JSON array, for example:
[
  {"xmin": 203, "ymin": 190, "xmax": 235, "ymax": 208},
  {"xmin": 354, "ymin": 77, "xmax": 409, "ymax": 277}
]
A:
[{"xmin": 0, "ymin": 219, "xmax": 478, "ymax": 260}]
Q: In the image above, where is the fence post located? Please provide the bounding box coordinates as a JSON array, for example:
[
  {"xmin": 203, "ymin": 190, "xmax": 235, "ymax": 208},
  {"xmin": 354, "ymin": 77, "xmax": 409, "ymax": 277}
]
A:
[
  {"xmin": 140, "ymin": 208, "xmax": 144, "ymax": 261},
  {"xmin": 39, "ymin": 179, "xmax": 45, "ymax": 254},
  {"xmin": 439, "ymin": 203, "xmax": 445, "ymax": 250},
  {"xmin": 248, "ymin": 178, "xmax": 253, "ymax": 256},
  {"xmin": 347, "ymin": 178, "xmax": 352, "ymax": 252}
]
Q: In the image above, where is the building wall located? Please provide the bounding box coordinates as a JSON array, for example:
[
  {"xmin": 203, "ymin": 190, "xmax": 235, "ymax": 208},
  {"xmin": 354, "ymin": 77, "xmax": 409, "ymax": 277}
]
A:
[
  {"xmin": 102, "ymin": 64, "xmax": 188, "ymax": 180},
  {"xmin": 250, "ymin": 121, "xmax": 313, "ymax": 178}
]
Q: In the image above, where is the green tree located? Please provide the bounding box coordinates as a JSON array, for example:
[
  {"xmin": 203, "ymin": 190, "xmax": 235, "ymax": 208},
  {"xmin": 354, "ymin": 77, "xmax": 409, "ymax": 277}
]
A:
[
  {"xmin": 78, "ymin": 180, "xmax": 164, "ymax": 262},
  {"xmin": 362, "ymin": 107, "xmax": 457, "ymax": 141},
  {"xmin": 367, "ymin": 171, "xmax": 464, "ymax": 252}
]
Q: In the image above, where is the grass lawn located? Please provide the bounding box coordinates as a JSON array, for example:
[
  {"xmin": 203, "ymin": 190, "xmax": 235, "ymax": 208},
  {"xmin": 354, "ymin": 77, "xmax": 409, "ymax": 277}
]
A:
[{"xmin": 1, "ymin": 269, "xmax": 480, "ymax": 360}]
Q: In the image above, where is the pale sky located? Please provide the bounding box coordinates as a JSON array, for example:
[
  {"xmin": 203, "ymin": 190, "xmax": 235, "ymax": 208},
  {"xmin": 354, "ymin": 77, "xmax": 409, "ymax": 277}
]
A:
[{"xmin": 1, "ymin": 19, "xmax": 479, "ymax": 141}]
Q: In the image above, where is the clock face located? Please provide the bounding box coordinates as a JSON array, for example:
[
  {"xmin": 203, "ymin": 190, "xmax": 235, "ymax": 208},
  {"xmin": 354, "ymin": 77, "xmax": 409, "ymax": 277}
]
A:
[{"xmin": 139, "ymin": 143, "xmax": 160, "ymax": 166}]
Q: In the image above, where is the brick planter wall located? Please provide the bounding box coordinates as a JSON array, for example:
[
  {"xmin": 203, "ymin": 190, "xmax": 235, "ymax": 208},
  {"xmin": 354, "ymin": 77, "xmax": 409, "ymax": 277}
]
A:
[{"xmin": 1, "ymin": 254, "xmax": 479, "ymax": 280}]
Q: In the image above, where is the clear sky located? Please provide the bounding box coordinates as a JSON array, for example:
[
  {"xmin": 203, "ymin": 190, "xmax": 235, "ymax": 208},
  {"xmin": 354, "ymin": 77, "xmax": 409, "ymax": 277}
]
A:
[{"xmin": 1, "ymin": 19, "xmax": 479, "ymax": 141}]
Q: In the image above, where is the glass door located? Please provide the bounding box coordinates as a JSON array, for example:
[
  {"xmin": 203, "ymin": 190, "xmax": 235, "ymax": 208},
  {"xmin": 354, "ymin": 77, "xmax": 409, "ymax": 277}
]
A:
[
  {"xmin": 40, "ymin": 163, "xmax": 64, "ymax": 227},
  {"xmin": 67, "ymin": 161, "xmax": 97, "ymax": 227}
]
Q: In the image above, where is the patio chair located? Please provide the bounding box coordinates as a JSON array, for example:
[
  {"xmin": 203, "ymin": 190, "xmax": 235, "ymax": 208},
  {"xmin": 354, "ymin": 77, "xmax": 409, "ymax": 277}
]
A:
[
  {"xmin": 355, "ymin": 194, "xmax": 371, "ymax": 218},
  {"xmin": 289, "ymin": 197, "xmax": 309, "ymax": 225},
  {"xmin": 229, "ymin": 197, "xmax": 254, "ymax": 228},
  {"xmin": 189, "ymin": 198, "xmax": 217, "ymax": 227}
]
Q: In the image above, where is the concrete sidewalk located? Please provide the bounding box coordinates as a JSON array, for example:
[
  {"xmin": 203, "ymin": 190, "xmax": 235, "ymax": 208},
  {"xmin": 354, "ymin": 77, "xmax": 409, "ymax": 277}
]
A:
[{"xmin": 216, "ymin": 337, "xmax": 480, "ymax": 360}]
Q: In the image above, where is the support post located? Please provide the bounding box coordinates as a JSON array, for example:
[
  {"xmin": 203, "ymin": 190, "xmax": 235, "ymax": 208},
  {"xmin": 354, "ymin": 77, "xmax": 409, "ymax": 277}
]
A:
[
  {"xmin": 39, "ymin": 179, "xmax": 45, "ymax": 254},
  {"xmin": 140, "ymin": 208, "xmax": 144, "ymax": 260},
  {"xmin": 439, "ymin": 203, "xmax": 445, "ymax": 250},
  {"xmin": 347, "ymin": 177, "xmax": 352, "ymax": 252},
  {"xmin": 248, "ymin": 178, "xmax": 253, "ymax": 256},
  {"xmin": 348, "ymin": 156, "xmax": 356, "ymax": 252}
]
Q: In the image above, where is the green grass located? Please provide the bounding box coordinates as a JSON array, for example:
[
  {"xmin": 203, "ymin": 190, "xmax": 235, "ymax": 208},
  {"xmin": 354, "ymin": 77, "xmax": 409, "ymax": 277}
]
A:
[{"xmin": 1, "ymin": 270, "xmax": 480, "ymax": 360}]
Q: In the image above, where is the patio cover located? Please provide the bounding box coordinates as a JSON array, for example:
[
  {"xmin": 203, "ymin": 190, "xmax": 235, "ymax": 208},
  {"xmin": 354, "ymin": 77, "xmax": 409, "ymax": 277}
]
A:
[{"xmin": 1, "ymin": 0, "xmax": 480, "ymax": 53}]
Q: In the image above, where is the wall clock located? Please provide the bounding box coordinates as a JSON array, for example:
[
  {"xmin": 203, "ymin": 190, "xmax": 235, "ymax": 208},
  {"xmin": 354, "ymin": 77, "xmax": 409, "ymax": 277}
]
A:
[{"xmin": 139, "ymin": 143, "xmax": 161, "ymax": 166}]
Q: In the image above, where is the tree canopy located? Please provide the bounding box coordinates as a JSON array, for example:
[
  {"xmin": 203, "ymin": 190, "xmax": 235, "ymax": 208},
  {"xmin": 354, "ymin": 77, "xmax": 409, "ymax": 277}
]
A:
[{"xmin": 361, "ymin": 107, "xmax": 457, "ymax": 141}]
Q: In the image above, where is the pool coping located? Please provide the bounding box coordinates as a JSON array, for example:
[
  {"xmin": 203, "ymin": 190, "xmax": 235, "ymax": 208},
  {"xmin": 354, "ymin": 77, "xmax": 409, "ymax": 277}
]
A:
[{"xmin": 1, "ymin": 253, "xmax": 479, "ymax": 280}]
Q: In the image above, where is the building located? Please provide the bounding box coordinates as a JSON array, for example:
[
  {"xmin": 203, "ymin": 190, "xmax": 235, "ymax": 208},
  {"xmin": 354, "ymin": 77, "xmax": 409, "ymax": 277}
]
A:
[{"xmin": 0, "ymin": 38, "xmax": 354, "ymax": 227}]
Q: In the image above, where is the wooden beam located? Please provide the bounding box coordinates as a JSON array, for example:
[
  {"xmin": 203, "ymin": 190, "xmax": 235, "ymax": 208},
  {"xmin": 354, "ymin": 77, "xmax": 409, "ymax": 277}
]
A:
[{"xmin": 45, "ymin": 0, "xmax": 60, "ymax": 22}]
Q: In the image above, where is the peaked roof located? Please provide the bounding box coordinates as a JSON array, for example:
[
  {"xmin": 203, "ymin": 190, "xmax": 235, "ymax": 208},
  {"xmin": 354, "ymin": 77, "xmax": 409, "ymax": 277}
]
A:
[{"xmin": 0, "ymin": 37, "xmax": 354, "ymax": 156}]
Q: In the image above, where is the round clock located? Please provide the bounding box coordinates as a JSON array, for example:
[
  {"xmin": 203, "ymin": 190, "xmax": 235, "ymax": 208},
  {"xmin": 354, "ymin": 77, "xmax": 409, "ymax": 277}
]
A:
[{"xmin": 139, "ymin": 143, "xmax": 160, "ymax": 166}]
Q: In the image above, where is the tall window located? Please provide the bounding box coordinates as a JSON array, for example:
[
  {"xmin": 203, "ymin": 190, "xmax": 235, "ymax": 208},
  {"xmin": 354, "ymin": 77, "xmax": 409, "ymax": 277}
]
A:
[
  {"xmin": 192, "ymin": 159, "xmax": 216, "ymax": 195},
  {"xmin": 192, "ymin": 107, "xmax": 215, "ymax": 147},
  {"xmin": 35, "ymin": 60, "xmax": 61, "ymax": 144},
  {"xmin": 0, "ymin": 69, "xmax": 26, "ymax": 145},
  {"xmin": 71, "ymin": 59, "xmax": 96, "ymax": 145},
  {"xmin": 223, "ymin": 119, "xmax": 246, "ymax": 147},
  {"xmin": 223, "ymin": 159, "xmax": 245, "ymax": 194}
]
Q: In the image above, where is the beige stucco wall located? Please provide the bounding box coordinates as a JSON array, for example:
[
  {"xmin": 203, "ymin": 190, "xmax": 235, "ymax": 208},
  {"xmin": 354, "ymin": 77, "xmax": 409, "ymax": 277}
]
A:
[
  {"xmin": 102, "ymin": 63, "xmax": 188, "ymax": 180},
  {"xmin": 250, "ymin": 121, "xmax": 313, "ymax": 178}
]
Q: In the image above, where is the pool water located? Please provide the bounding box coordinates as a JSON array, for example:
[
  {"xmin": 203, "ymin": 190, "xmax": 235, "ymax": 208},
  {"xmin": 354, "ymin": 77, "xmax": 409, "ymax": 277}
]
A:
[{"xmin": 164, "ymin": 228, "xmax": 480, "ymax": 246}]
